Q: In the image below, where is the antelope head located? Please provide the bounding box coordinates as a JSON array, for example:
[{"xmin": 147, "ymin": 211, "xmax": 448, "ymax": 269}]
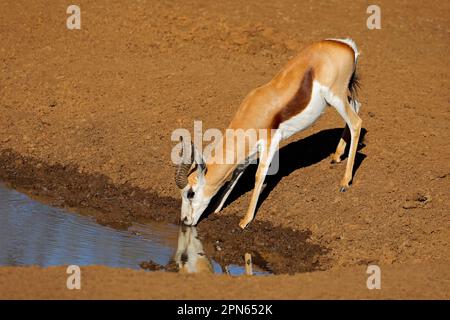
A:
[{"xmin": 175, "ymin": 137, "xmax": 214, "ymax": 226}]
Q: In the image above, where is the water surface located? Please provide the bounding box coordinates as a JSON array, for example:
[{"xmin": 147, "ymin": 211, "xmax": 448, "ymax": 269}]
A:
[
  {"xmin": 0, "ymin": 184, "xmax": 269, "ymax": 275},
  {"xmin": 0, "ymin": 184, "xmax": 178, "ymax": 268}
]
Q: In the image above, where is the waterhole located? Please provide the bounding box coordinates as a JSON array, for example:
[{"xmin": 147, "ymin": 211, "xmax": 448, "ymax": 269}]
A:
[{"xmin": 0, "ymin": 184, "xmax": 270, "ymax": 275}]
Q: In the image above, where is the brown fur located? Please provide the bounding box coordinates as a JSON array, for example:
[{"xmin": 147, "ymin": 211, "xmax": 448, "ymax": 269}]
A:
[
  {"xmin": 185, "ymin": 39, "xmax": 362, "ymax": 229},
  {"xmin": 323, "ymin": 39, "xmax": 356, "ymax": 60},
  {"xmin": 271, "ymin": 67, "xmax": 314, "ymax": 128}
]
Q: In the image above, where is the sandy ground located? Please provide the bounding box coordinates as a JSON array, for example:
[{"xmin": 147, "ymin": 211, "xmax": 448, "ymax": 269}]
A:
[
  {"xmin": 0, "ymin": 0, "xmax": 449, "ymax": 298},
  {"xmin": 1, "ymin": 262, "xmax": 449, "ymax": 299}
]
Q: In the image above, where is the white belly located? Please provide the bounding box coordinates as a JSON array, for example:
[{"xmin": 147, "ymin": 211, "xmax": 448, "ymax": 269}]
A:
[{"xmin": 278, "ymin": 81, "xmax": 327, "ymax": 140}]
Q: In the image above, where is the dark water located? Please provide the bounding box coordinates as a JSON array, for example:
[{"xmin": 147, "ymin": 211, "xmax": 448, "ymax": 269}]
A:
[
  {"xmin": 0, "ymin": 184, "xmax": 268, "ymax": 275},
  {"xmin": 0, "ymin": 184, "xmax": 179, "ymax": 268}
]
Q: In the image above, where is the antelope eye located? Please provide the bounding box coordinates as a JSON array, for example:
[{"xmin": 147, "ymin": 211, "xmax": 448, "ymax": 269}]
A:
[{"xmin": 187, "ymin": 189, "xmax": 195, "ymax": 199}]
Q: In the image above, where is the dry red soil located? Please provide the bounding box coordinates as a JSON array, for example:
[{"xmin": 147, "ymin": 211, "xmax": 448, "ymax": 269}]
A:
[
  {"xmin": 0, "ymin": 0, "xmax": 449, "ymax": 298},
  {"xmin": 1, "ymin": 263, "xmax": 449, "ymax": 299}
]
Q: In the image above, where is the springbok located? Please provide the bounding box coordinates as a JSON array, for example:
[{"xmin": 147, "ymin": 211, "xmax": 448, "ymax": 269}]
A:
[{"xmin": 175, "ymin": 38, "xmax": 362, "ymax": 229}]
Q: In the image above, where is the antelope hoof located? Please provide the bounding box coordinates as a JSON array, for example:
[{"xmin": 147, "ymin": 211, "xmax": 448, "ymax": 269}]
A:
[
  {"xmin": 239, "ymin": 219, "xmax": 250, "ymax": 229},
  {"xmin": 330, "ymin": 156, "xmax": 341, "ymax": 164},
  {"xmin": 339, "ymin": 186, "xmax": 349, "ymax": 192}
]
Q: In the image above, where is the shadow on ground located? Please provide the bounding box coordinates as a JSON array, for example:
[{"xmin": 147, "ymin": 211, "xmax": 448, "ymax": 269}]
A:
[{"xmin": 211, "ymin": 127, "xmax": 367, "ymax": 215}]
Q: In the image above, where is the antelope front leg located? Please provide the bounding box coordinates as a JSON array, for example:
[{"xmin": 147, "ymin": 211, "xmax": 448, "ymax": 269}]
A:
[
  {"xmin": 239, "ymin": 135, "xmax": 280, "ymax": 229},
  {"xmin": 214, "ymin": 170, "xmax": 244, "ymax": 213},
  {"xmin": 215, "ymin": 156, "xmax": 253, "ymax": 213}
]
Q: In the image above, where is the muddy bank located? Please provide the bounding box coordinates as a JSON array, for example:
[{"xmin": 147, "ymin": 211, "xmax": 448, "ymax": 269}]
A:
[
  {"xmin": 0, "ymin": 149, "xmax": 327, "ymax": 274},
  {"xmin": 0, "ymin": 149, "xmax": 179, "ymax": 229},
  {"xmin": 198, "ymin": 215, "xmax": 327, "ymax": 274}
]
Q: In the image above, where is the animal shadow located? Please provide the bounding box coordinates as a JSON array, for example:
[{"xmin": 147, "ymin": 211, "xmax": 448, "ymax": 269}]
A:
[{"xmin": 207, "ymin": 127, "xmax": 367, "ymax": 217}]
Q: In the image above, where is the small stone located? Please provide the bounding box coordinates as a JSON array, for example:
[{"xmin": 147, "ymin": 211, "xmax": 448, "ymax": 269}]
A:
[{"xmin": 402, "ymin": 201, "xmax": 417, "ymax": 209}]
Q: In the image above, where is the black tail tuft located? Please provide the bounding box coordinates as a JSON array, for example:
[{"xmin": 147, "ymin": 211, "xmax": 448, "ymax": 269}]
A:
[{"xmin": 348, "ymin": 67, "xmax": 360, "ymax": 102}]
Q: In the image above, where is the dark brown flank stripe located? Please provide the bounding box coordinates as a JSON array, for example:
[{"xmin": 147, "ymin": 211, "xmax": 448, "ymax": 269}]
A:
[{"xmin": 271, "ymin": 67, "xmax": 314, "ymax": 129}]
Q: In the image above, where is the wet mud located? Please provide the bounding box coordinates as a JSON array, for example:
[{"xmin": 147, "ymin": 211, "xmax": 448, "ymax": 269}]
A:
[{"xmin": 0, "ymin": 149, "xmax": 328, "ymax": 274}]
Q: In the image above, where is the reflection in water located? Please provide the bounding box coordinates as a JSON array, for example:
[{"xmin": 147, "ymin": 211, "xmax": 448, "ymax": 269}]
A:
[
  {"xmin": 174, "ymin": 226, "xmax": 213, "ymax": 274},
  {"xmin": 0, "ymin": 184, "xmax": 177, "ymax": 269},
  {"xmin": 150, "ymin": 225, "xmax": 270, "ymax": 276},
  {"xmin": 0, "ymin": 184, "xmax": 270, "ymax": 275}
]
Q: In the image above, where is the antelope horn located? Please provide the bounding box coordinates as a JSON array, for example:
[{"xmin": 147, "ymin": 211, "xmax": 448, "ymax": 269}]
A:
[{"xmin": 175, "ymin": 136, "xmax": 193, "ymax": 189}]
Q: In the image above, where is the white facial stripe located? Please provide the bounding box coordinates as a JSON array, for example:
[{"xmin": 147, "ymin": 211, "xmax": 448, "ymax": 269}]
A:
[{"xmin": 180, "ymin": 176, "xmax": 213, "ymax": 226}]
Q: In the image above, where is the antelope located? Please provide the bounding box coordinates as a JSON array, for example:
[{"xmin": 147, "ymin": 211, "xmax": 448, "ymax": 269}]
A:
[{"xmin": 175, "ymin": 38, "xmax": 362, "ymax": 229}]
